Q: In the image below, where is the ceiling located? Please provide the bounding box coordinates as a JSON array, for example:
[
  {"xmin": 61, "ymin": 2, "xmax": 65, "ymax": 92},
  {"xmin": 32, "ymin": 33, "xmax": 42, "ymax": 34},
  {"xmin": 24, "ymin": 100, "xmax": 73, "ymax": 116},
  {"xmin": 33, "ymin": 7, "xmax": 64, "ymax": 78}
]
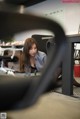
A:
[
  {"xmin": 0, "ymin": 0, "xmax": 80, "ymax": 40},
  {"xmin": 3, "ymin": 0, "xmax": 46, "ymax": 7}
]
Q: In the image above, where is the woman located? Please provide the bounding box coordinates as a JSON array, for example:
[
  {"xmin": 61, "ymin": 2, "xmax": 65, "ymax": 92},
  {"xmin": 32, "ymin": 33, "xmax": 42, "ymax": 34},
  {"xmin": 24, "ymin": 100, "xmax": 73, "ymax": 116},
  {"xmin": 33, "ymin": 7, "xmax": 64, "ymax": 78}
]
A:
[{"xmin": 21, "ymin": 37, "xmax": 47, "ymax": 74}]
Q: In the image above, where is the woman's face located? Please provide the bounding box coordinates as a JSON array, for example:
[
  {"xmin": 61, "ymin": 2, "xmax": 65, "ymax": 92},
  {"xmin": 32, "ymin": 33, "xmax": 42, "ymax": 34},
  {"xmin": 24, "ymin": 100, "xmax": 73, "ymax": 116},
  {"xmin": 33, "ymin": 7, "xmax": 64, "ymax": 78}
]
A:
[{"xmin": 29, "ymin": 43, "xmax": 37, "ymax": 57}]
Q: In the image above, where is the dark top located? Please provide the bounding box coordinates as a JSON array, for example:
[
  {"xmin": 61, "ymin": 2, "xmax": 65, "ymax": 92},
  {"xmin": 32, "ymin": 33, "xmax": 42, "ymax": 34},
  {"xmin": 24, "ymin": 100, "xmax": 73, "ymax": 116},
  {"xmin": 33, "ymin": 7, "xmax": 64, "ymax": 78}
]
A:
[{"xmin": 30, "ymin": 66, "xmax": 38, "ymax": 73}]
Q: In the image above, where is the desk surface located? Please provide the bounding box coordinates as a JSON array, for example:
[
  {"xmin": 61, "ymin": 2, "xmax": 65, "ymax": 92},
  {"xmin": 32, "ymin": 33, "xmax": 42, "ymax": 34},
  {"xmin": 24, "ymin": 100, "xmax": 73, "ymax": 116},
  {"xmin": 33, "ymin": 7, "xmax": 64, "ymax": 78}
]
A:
[
  {"xmin": 0, "ymin": 73, "xmax": 41, "ymax": 81},
  {"xmin": 15, "ymin": 72, "xmax": 41, "ymax": 77}
]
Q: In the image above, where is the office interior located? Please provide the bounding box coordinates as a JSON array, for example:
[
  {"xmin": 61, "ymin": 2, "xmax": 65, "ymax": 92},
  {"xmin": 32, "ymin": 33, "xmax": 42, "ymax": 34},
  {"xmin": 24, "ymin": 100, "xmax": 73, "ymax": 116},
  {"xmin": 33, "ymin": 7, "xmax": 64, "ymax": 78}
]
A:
[{"xmin": 0, "ymin": 0, "xmax": 80, "ymax": 119}]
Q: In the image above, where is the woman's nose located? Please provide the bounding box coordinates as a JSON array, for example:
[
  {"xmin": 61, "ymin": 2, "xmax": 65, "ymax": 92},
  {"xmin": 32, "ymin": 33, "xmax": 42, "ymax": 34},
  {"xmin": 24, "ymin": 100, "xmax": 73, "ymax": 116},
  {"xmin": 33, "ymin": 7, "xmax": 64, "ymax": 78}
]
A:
[{"xmin": 33, "ymin": 49, "xmax": 36, "ymax": 53}]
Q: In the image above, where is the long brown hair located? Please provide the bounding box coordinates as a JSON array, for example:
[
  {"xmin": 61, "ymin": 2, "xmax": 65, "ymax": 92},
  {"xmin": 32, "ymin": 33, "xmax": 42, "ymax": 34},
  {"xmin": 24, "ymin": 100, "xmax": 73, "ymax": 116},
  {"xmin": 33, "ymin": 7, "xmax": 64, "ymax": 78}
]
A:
[{"xmin": 21, "ymin": 37, "xmax": 38, "ymax": 72}]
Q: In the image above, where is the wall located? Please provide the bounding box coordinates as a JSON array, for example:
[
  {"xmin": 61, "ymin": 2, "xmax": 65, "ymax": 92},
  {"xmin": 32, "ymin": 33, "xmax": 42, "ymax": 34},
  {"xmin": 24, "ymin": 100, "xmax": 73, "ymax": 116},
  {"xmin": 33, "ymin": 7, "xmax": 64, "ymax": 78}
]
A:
[{"xmin": 13, "ymin": 0, "xmax": 80, "ymax": 41}]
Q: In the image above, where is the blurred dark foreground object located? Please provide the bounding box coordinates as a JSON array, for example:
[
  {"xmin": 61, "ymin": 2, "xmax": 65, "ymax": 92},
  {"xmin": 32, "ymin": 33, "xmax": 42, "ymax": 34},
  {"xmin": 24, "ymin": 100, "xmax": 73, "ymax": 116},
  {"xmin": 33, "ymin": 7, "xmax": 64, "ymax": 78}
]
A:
[
  {"xmin": 0, "ymin": 75, "xmax": 63, "ymax": 110},
  {"xmin": 0, "ymin": 2, "xmax": 67, "ymax": 111}
]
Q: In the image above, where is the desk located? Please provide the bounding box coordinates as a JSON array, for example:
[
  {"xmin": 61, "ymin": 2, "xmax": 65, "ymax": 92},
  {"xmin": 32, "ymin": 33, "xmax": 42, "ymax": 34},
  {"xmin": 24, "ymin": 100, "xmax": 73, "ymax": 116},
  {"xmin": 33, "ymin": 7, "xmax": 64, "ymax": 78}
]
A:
[
  {"xmin": 62, "ymin": 34, "xmax": 80, "ymax": 95},
  {"xmin": 14, "ymin": 72, "xmax": 41, "ymax": 77}
]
